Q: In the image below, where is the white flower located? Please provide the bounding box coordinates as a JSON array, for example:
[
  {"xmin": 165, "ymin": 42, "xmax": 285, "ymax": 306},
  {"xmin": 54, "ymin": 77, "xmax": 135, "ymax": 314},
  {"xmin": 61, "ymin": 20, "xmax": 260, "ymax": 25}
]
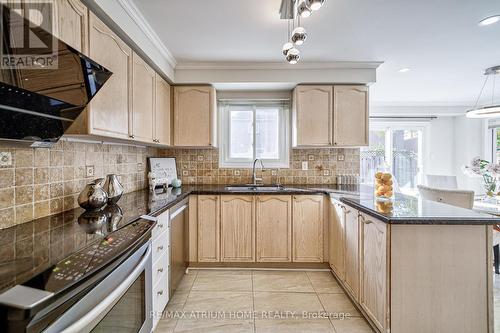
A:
[
  {"xmin": 471, "ymin": 156, "xmax": 482, "ymax": 168},
  {"xmin": 462, "ymin": 165, "xmax": 482, "ymax": 178},
  {"xmin": 487, "ymin": 163, "xmax": 500, "ymax": 177}
]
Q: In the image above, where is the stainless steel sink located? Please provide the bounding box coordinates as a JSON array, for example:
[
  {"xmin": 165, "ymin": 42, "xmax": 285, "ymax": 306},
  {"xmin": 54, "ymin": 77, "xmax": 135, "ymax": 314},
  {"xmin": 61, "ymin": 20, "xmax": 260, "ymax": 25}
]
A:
[{"xmin": 224, "ymin": 185, "xmax": 284, "ymax": 192}]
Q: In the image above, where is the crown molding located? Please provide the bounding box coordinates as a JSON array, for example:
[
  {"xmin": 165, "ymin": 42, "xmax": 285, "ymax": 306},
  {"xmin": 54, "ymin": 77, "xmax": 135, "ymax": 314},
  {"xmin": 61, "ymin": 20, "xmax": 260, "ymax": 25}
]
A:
[
  {"xmin": 175, "ymin": 61, "xmax": 383, "ymax": 71},
  {"xmin": 117, "ymin": 0, "xmax": 177, "ymax": 68}
]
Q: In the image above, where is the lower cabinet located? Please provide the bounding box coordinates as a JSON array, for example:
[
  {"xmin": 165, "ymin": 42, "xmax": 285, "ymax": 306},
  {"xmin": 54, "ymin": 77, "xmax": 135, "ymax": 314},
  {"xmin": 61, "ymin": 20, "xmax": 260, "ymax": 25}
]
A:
[
  {"xmin": 344, "ymin": 207, "xmax": 360, "ymax": 300},
  {"xmin": 359, "ymin": 212, "xmax": 389, "ymax": 332},
  {"xmin": 197, "ymin": 195, "xmax": 220, "ymax": 262},
  {"xmin": 256, "ymin": 195, "xmax": 292, "ymax": 262},
  {"xmin": 151, "ymin": 210, "xmax": 169, "ymax": 330},
  {"xmin": 292, "ymin": 195, "xmax": 324, "ymax": 262},
  {"xmin": 329, "ymin": 199, "xmax": 345, "ymax": 279},
  {"xmin": 220, "ymin": 195, "xmax": 255, "ymax": 262}
]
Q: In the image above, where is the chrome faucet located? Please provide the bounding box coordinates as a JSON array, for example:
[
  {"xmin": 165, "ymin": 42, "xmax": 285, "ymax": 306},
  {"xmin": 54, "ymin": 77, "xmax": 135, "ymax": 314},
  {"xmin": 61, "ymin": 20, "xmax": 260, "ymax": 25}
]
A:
[{"xmin": 252, "ymin": 158, "xmax": 265, "ymax": 185}]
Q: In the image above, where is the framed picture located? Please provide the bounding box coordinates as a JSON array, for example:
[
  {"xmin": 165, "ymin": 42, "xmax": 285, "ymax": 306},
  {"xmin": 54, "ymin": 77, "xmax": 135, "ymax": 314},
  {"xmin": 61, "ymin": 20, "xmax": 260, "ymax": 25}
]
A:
[{"xmin": 148, "ymin": 157, "xmax": 178, "ymax": 184}]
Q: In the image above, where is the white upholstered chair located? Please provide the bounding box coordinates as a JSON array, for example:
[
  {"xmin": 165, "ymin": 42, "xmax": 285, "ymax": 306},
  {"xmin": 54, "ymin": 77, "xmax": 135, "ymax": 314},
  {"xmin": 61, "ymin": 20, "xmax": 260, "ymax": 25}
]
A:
[
  {"xmin": 417, "ymin": 185, "xmax": 474, "ymax": 209},
  {"xmin": 425, "ymin": 174, "xmax": 458, "ymax": 190}
]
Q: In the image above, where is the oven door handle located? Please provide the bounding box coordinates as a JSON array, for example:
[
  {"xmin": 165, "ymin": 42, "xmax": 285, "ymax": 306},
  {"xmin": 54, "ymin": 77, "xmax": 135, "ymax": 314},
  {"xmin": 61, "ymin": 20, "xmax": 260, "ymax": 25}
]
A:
[{"xmin": 61, "ymin": 244, "xmax": 152, "ymax": 333}]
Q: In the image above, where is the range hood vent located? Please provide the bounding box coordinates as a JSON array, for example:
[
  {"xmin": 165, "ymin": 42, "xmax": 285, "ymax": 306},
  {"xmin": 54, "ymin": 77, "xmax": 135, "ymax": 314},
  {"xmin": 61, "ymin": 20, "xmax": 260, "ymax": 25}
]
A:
[{"xmin": 0, "ymin": 4, "xmax": 112, "ymax": 147}]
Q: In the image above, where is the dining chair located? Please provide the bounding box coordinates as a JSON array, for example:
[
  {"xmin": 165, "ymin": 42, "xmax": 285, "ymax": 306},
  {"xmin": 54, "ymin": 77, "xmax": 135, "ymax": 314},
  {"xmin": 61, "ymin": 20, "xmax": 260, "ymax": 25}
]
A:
[
  {"xmin": 425, "ymin": 174, "xmax": 458, "ymax": 189},
  {"xmin": 417, "ymin": 185, "xmax": 474, "ymax": 209}
]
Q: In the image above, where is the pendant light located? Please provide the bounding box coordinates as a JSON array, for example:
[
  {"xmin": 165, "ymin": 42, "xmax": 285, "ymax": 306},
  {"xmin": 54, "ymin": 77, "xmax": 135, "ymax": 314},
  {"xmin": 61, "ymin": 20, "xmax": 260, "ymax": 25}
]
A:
[
  {"xmin": 306, "ymin": 0, "xmax": 325, "ymax": 11},
  {"xmin": 282, "ymin": 42, "xmax": 294, "ymax": 56},
  {"xmin": 467, "ymin": 66, "xmax": 500, "ymax": 118},
  {"xmin": 291, "ymin": 15, "xmax": 307, "ymax": 45},
  {"xmin": 286, "ymin": 48, "xmax": 300, "ymax": 64},
  {"xmin": 297, "ymin": 1, "xmax": 312, "ymax": 18}
]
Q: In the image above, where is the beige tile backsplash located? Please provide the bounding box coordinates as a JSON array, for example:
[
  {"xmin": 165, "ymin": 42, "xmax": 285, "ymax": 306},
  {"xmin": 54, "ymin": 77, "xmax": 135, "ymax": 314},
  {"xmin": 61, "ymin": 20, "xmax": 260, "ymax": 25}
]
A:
[
  {"xmin": 0, "ymin": 140, "xmax": 158, "ymax": 229},
  {"xmin": 161, "ymin": 148, "xmax": 360, "ymax": 185}
]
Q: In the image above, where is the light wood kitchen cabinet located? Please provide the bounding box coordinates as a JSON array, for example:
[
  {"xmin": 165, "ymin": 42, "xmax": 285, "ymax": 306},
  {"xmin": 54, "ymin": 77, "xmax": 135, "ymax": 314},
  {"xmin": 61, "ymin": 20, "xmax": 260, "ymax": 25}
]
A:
[
  {"xmin": 131, "ymin": 52, "xmax": 155, "ymax": 143},
  {"xmin": 173, "ymin": 86, "xmax": 216, "ymax": 147},
  {"xmin": 55, "ymin": 0, "xmax": 88, "ymax": 54},
  {"xmin": 220, "ymin": 196, "xmax": 255, "ymax": 262},
  {"xmin": 292, "ymin": 195, "xmax": 324, "ymax": 262},
  {"xmin": 333, "ymin": 85, "xmax": 369, "ymax": 147},
  {"xmin": 67, "ymin": 12, "xmax": 132, "ymax": 139},
  {"xmin": 329, "ymin": 199, "xmax": 345, "ymax": 280},
  {"xmin": 292, "ymin": 85, "xmax": 333, "ymax": 147},
  {"xmin": 197, "ymin": 195, "xmax": 220, "ymax": 262},
  {"xmin": 359, "ymin": 212, "xmax": 389, "ymax": 332},
  {"xmin": 256, "ymin": 195, "xmax": 292, "ymax": 262},
  {"xmin": 154, "ymin": 74, "xmax": 171, "ymax": 145},
  {"xmin": 344, "ymin": 208, "xmax": 360, "ymax": 300}
]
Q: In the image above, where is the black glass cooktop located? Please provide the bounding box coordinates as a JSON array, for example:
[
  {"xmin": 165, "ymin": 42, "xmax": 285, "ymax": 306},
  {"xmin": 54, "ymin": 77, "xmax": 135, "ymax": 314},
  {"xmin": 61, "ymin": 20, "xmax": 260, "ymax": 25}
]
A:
[{"xmin": 22, "ymin": 219, "xmax": 153, "ymax": 294}]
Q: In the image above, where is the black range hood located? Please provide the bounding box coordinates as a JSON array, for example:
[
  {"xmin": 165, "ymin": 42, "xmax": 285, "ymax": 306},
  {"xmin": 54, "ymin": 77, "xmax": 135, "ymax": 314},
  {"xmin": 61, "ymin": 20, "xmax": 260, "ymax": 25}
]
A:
[{"xmin": 0, "ymin": 4, "xmax": 112, "ymax": 147}]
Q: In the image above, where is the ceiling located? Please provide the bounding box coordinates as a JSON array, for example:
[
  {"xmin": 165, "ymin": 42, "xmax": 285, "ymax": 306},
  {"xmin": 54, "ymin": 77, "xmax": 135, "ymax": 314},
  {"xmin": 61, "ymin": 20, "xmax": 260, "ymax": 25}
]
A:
[{"xmin": 133, "ymin": 0, "xmax": 500, "ymax": 106}]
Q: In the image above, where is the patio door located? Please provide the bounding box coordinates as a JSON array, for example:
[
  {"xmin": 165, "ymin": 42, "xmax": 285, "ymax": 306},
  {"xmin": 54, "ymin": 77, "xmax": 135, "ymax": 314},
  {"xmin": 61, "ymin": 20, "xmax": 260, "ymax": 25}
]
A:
[{"xmin": 361, "ymin": 123, "xmax": 425, "ymax": 196}]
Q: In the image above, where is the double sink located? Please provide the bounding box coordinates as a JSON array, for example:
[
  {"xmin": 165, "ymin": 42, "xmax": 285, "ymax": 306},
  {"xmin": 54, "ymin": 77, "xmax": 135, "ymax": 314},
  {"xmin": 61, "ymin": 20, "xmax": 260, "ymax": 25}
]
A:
[{"xmin": 224, "ymin": 184, "xmax": 311, "ymax": 193}]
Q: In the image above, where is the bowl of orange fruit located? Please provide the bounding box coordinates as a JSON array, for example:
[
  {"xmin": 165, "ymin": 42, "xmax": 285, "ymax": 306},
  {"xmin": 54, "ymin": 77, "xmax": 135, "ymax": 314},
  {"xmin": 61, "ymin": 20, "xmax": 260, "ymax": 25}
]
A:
[{"xmin": 374, "ymin": 171, "xmax": 394, "ymax": 200}]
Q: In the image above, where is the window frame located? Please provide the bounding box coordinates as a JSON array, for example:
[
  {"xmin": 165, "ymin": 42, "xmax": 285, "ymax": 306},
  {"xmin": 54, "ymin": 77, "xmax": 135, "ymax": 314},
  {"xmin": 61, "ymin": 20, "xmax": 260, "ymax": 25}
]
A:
[{"xmin": 219, "ymin": 100, "xmax": 290, "ymax": 168}]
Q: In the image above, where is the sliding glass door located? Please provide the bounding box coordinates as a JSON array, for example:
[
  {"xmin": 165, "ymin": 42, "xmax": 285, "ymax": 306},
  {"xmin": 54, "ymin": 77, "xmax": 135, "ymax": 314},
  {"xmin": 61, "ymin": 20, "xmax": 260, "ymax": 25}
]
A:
[{"xmin": 361, "ymin": 123, "xmax": 425, "ymax": 196}]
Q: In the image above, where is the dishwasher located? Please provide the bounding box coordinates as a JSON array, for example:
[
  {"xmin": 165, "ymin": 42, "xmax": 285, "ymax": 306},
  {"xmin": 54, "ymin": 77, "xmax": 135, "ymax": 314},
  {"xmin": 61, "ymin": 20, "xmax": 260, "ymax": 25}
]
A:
[{"xmin": 168, "ymin": 198, "xmax": 188, "ymax": 297}]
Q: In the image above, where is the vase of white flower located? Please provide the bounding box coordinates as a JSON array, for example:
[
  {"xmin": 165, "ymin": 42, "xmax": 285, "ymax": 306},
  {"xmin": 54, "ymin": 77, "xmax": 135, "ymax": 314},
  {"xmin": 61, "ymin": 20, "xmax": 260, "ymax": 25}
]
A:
[{"xmin": 462, "ymin": 157, "xmax": 500, "ymax": 197}]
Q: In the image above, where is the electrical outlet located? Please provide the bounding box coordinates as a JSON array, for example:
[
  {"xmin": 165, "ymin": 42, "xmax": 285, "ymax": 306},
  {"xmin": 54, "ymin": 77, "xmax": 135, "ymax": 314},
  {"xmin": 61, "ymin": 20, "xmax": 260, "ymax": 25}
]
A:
[
  {"xmin": 85, "ymin": 165, "xmax": 95, "ymax": 177},
  {"xmin": 0, "ymin": 152, "xmax": 12, "ymax": 167},
  {"xmin": 323, "ymin": 170, "xmax": 330, "ymax": 176},
  {"xmin": 338, "ymin": 154, "xmax": 345, "ymax": 161},
  {"xmin": 302, "ymin": 161, "xmax": 308, "ymax": 171},
  {"xmin": 271, "ymin": 170, "xmax": 277, "ymax": 176}
]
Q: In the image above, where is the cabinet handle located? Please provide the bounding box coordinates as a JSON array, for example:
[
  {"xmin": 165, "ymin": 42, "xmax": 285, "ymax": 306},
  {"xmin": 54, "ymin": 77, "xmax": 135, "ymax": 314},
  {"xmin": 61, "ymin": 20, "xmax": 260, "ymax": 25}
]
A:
[
  {"xmin": 341, "ymin": 206, "xmax": 351, "ymax": 214},
  {"xmin": 157, "ymin": 245, "xmax": 164, "ymax": 251},
  {"xmin": 157, "ymin": 268, "xmax": 164, "ymax": 273},
  {"xmin": 359, "ymin": 214, "xmax": 373, "ymax": 224},
  {"xmin": 157, "ymin": 290, "xmax": 163, "ymax": 296},
  {"xmin": 158, "ymin": 223, "xmax": 164, "ymax": 228},
  {"xmin": 129, "ymin": 135, "xmax": 135, "ymax": 139}
]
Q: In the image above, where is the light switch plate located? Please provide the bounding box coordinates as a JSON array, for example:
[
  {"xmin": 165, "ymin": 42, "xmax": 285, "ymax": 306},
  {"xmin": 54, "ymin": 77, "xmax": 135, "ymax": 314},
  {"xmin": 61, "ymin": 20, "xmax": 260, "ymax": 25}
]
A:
[
  {"xmin": 85, "ymin": 165, "xmax": 95, "ymax": 177},
  {"xmin": 302, "ymin": 161, "xmax": 308, "ymax": 170},
  {"xmin": 0, "ymin": 152, "xmax": 12, "ymax": 167}
]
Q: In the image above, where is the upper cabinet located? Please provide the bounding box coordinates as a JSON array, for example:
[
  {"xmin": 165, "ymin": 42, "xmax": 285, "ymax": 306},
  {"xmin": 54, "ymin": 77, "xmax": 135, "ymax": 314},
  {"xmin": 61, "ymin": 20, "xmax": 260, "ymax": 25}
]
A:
[
  {"xmin": 67, "ymin": 12, "xmax": 132, "ymax": 139},
  {"xmin": 154, "ymin": 74, "xmax": 171, "ymax": 145},
  {"xmin": 173, "ymin": 86, "xmax": 216, "ymax": 147},
  {"xmin": 55, "ymin": 0, "xmax": 88, "ymax": 54},
  {"xmin": 292, "ymin": 84, "xmax": 369, "ymax": 147},
  {"xmin": 131, "ymin": 52, "xmax": 155, "ymax": 143},
  {"xmin": 333, "ymin": 85, "xmax": 369, "ymax": 147},
  {"xmin": 293, "ymin": 85, "xmax": 333, "ymax": 146}
]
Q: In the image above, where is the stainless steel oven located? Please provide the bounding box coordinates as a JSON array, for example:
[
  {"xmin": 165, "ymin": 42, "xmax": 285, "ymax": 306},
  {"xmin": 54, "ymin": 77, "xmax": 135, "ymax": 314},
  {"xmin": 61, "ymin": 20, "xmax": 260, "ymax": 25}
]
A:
[{"xmin": 44, "ymin": 241, "xmax": 152, "ymax": 333}]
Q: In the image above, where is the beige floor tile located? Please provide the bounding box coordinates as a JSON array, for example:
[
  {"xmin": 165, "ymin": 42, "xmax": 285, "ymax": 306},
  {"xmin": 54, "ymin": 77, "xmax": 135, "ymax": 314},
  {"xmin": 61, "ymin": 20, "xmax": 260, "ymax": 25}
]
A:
[
  {"xmin": 192, "ymin": 274, "xmax": 253, "ymax": 292},
  {"xmin": 254, "ymin": 292, "xmax": 324, "ymax": 314},
  {"xmin": 255, "ymin": 318, "xmax": 335, "ymax": 333},
  {"xmin": 306, "ymin": 271, "xmax": 343, "ymax": 294},
  {"xmin": 165, "ymin": 291, "xmax": 189, "ymax": 312},
  {"xmin": 176, "ymin": 274, "xmax": 197, "ymax": 292},
  {"xmin": 154, "ymin": 317, "xmax": 178, "ymax": 333},
  {"xmin": 253, "ymin": 271, "xmax": 315, "ymax": 292},
  {"xmin": 331, "ymin": 317, "xmax": 375, "ymax": 333},
  {"xmin": 195, "ymin": 269, "xmax": 253, "ymax": 276},
  {"xmin": 183, "ymin": 291, "xmax": 254, "ymax": 312},
  {"xmin": 318, "ymin": 293, "xmax": 361, "ymax": 317},
  {"xmin": 174, "ymin": 318, "xmax": 254, "ymax": 333}
]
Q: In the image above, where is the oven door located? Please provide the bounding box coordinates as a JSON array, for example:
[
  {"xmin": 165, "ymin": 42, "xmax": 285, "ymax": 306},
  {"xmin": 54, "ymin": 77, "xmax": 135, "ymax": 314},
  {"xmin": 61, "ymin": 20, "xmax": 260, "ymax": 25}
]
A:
[{"xmin": 43, "ymin": 241, "xmax": 152, "ymax": 333}]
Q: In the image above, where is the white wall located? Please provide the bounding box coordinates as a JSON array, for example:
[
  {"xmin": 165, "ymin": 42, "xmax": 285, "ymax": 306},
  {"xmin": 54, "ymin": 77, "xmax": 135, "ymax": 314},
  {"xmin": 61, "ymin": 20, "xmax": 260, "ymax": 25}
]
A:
[{"xmin": 426, "ymin": 117, "xmax": 455, "ymax": 176}]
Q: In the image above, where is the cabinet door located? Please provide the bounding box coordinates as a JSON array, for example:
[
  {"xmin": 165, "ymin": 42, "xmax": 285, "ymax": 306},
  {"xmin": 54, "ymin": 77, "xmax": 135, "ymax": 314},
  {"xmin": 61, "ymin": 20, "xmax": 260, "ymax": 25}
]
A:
[
  {"xmin": 87, "ymin": 13, "xmax": 131, "ymax": 139},
  {"xmin": 220, "ymin": 195, "xmax": 255, "ymax": 262},
  {"xmin": 292, "ymin": 195, "xmax": 324, "ymax": 262},
  {"xmin": 131, "ymin": 52, "xmax": 155, "ymax": 143},
  {"xmin": 329, "ymin": 201, "xmax": 345, "ymax": 280},
  {"xmin": 293, "ymin": 85, "xmax": 333, "ymax": 146},
  {"xmin": 360, "ymin": 213, "xmax": 388, "ymax": 332},
  {"xmin": 173, "ymin": 86, "xmax": 216, "ymax": 147},
  {"xmin": 197, "ymin": 195, "xmax": 220, "ymax": 262},
  {"xmin": 333, "ymin": 85, "xmax": 369, "ymax": 147},
  {"xmin": 154, "ymin": 74, "xmax": 171, "ymax": 145},
  {"xmin": 256, "ymin": 195, "xmax": 292, "ymax": 262},
  {"xmin": 344, "ymin": 209, "xmax": 360, "ymax": 300},
  {"xmin": 55, "ymin": 0, "xmax": 88, "ymax": 54}
]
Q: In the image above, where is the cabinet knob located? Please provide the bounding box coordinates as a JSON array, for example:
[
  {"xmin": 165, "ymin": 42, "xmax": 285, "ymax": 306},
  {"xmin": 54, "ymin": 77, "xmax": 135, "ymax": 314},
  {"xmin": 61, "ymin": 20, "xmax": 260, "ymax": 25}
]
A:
[
  {"xmin": 158, "ymin": 223, "xmax": 164, "ymax": 228},
  {"xmin": 158, "ymin": 268, "xmax": 164, "ymax": 273},
  {"xmin": 129, "ymin": 135, "xmax": 135, "ymax": 139},
  {"xmin": 157, "ymin": 245, "xmax": 164, "ymax": 251},
  {"xmin": 157, "ymin": 290, "xmax": 163, "ymax": 296}
]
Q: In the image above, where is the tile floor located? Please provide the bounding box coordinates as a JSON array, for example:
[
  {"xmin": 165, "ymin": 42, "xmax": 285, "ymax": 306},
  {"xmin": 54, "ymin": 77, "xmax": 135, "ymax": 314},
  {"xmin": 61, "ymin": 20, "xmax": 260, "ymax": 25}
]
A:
[{"xmin": 154, "ymin": 269, "xmax": 374, "ymax": 333}]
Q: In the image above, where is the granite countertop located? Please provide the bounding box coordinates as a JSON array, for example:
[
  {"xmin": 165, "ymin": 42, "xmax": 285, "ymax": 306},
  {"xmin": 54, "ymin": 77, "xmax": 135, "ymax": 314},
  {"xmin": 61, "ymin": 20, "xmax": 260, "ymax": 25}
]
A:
[
  {"xmin": 1, "ymin": 183, "xmax": 498, "ymax": 293},
  {"xmin": 340, "ymin": 191, "xmax": 500, "ymax": 225}
]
